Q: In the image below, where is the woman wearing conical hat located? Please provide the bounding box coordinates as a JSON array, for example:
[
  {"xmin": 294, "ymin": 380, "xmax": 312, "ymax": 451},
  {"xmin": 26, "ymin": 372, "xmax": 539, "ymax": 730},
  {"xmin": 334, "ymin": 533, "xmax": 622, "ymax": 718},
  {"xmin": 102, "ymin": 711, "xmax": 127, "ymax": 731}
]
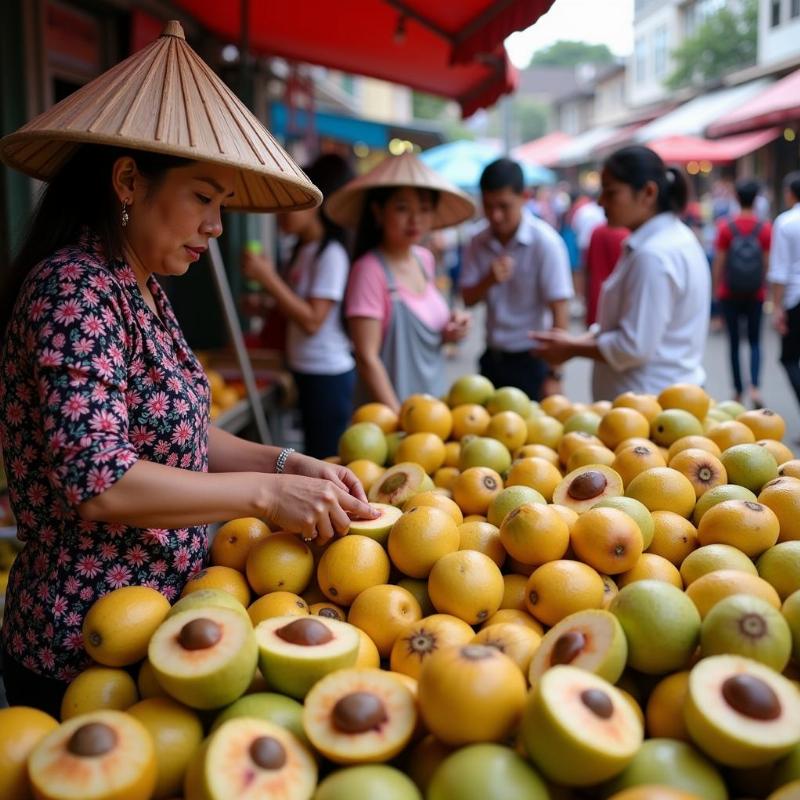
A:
[
  {"xmin": 0, "ymin": 22, "xmax": 376, "ymax": 713},
  {"xmin": 327, "ymin": 153, "xmax": 475, "ymax": 412}
]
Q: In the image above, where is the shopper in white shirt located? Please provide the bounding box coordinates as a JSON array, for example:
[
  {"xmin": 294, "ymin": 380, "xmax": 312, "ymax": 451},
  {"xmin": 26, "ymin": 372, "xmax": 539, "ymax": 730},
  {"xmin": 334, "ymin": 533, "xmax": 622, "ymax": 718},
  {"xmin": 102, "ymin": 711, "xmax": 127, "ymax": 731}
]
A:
[
  {"xmin": 243, "ymin": 154, "xmax": 356, "ymax": 458},
  {"xmin": 532, "ymin": 145, "xmax": 710, "ymax": 400},
  {"xmin": 460, "ymin": 158, "xmax": 573, "ymax": 400},
  {"xmin": 768, "ymin": 171, "xmax": 800, "ymax": 414}
]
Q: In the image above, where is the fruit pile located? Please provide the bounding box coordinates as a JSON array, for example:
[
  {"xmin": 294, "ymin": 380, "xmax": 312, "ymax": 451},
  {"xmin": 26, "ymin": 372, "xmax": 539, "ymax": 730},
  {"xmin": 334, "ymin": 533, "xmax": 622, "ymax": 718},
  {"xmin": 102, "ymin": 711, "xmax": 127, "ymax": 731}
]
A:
[{"xmin": 3, "ymin": 377, "xmax": 800, "ymax": 800}]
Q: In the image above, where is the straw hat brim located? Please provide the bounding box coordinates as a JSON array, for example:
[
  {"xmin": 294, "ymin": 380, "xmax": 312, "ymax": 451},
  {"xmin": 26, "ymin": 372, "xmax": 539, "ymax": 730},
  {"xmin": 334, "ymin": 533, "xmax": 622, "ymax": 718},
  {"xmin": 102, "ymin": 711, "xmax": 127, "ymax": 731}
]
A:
[
  {"xmin": 0, "ymin": 21, "xmax": 321, "ymax": 213},
  {"xmin": 325, "ymin": 153, "xmax": 475, "ymax": 230}
]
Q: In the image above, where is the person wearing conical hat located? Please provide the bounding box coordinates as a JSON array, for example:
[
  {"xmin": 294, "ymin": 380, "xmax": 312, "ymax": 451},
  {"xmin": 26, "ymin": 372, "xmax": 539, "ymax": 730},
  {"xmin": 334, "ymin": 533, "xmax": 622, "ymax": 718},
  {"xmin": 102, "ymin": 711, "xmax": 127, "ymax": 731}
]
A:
[
  {"xmin": 0, "ymin": 22, "xmax": 376, "ymax": 714},
  {"xmin": 327, "ymin": 152, "xmax": 475, "ymax": 411}
]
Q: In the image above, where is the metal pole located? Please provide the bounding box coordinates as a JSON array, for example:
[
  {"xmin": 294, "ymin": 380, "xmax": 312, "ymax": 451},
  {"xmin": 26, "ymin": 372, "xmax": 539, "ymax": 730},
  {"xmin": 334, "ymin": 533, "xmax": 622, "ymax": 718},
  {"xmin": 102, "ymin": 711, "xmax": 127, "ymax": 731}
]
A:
[{"xmin": 207, "ymin": 238, "xmax": 272, "ymax": 444}]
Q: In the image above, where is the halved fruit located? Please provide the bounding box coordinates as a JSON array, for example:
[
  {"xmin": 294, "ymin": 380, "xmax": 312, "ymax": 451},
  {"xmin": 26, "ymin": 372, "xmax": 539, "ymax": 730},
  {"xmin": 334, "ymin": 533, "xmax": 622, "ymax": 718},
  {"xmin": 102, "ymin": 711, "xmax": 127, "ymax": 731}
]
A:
[
  {"xmin": 552, "ymin": 465, "xmax": 623, "ymax": 514},
  {"xmin": 254, "ymin": 615, "xmax": 360, "ymax": 699},
  {"xmin": 29, "ymin": 710, "xmax": 156, "ymax": 800},
  {"xmin": 684, "ymin": 654, "xmax": 800, "ymax": 767},
  {"xmin": 148, "ymin": 606, "xmax": 258, "ymax": 710},
  {"xmin": 522, "ymin": 665, "xmax": 643, "ymax": 786},
  {"xmin": 183, "ymin": 717, "xmax": 316, "ymax": 800},
  {"xmin": 368, "ymin": 462, "xmax": 433, "ymax": 506},
  {"xmin": 210, "ymin": 692, "xmax": 308, "ymax": 750},
  {"xmin": 303, "ymin": 668, "xmax": 417, "ymax": 763},
  {"xmin": 528, "ymin": 609, "xmax": 627, "ymax": 686},
  {"xmin": 347, "ymin": 503, "xmax": 402, "ymax": 545}
]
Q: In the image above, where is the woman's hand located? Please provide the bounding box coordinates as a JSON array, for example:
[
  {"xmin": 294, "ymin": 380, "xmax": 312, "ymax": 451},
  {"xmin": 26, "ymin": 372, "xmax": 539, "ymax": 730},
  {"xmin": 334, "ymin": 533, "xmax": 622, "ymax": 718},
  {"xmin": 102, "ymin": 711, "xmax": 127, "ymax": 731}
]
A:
[
  {"xmin": 242, "ymin": 252, "xmax": 278, "ymax": 288},
  {"xmin": 443, "ymin": 309, "xmax": 471, "ymax": 343},
  {"xmin": 283, "ymin": 451, "xmax": 372, "ymax": 505},
  {"xmin": 529, "ymin": 328, "xmax": 579, "ymax": 365}
]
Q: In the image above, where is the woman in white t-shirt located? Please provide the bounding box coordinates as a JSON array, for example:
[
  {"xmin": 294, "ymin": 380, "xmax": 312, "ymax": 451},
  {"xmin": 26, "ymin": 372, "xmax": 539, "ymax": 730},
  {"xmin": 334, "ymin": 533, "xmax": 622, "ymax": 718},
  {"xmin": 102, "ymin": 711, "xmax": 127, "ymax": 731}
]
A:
[
  {"xmin": 531, "ymin": 146, "xmax": 710, "ymax": 400},
  {"xmin": 243, "ymin": 154, "xmax": 356, "ymax": 458}
]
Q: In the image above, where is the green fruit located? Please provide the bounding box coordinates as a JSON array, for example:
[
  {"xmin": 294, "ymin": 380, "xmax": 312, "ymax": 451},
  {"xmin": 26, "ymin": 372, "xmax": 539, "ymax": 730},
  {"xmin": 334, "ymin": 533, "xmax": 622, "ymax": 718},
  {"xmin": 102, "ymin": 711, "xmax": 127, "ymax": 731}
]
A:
[
  {"xmin": 528, "ymin": 609, "xmax": 627, "ymax": 686},
  {"xmin": 347, "ymin": 503, "xmax": 402, "ymax": 546},
  {"xmin": 459, "ymin": 436, "xmax": 512, "ymax": 475},
  {"xmin": 609, "ymin": 580, "xmax": 700, "ymax": 674},
  {"xmin": 486, "ymin": 485, "xmax": 546, "ymax": 527},
  {"xmin": 594, "ymin": 496, "xmax": 655, "ymax": 550},
  {"xmin": 773, "ymin": 743, "xmax": 800, "ymax": 791},
  {"xmin": 148, "ymin": 607, "xmax": 257, "ymax": 710},
  {"xmin": 448, "ymin": 375, "xmax": 494, "ymax": 407},
  {"xmin": 338, "ymin": 422, "xmax": 388, "ymax": 465},
  {"xmin": 782, "ymin": 590, "xmax": 800, "ymax": 662},
  {"xmin": 692, "ymin": 483, "xmax": 757, "ymax": 525},
  {"xmin": 715, "ymin": 400, "xmax": 747, "ymax": 418},
  {"xmin": 758, "ymin": 541, "xmax": 800, "ymax": 601},
  {"xmin": 487, "ymin": 386, "xmax": 532, "ymax": 418},
  {"xmin": 254, "ymin": 615, "xmax": 359, "ymax": 700},
  {"xmin": 210, "ymin": 692, "xmax": 306, "ymax": 745},
  {"xmin": 384, "ymin": 431, "xmax": 407, "ymax": 466},
  {"xmin": 522, "ymin": 665, "xmax": 643, "ymax": 787},
  {"xmin": 563, "ymin": 412, "xmax": 602, "ymax": 436},
  {"xmin": 684, "ymin": 654, "xmax": 800, "ymax": 767},
  {"xmin": 427, "ymin": 743, "xmax": 549, "ymax": 800},
  {"xmin": 651, "ymin": 409, "xmax": 704, "ymax": 447},
  {"xmin": 313, "ymin": 765, "xmax": 421, "ymax": 800},
  {"xmin": 700, "ymin": 593, "xmax": 792, "ymax": 671},
  {"xmin": 601, "ymin": 738, "xmax": 727, "ymax": 800},
  {"xmin": 680, "ymin": 543, "xmax": 758, "ymax": 586},
  {"xmin": 721, "ymin": 444, "xmax": 778, "ymax": 493},
  {"xmin": 167, "ymin": 588, "xmax": 249, "ymax": 620}
]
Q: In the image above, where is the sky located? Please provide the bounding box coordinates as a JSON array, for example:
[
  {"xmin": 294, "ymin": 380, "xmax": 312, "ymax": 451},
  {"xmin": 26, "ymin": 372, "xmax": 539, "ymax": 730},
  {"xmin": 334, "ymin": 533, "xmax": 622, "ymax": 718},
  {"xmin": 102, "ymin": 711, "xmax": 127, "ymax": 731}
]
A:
[{"xmin": 505, "ymin": 0, "xmax": 635, "ymax": 68}]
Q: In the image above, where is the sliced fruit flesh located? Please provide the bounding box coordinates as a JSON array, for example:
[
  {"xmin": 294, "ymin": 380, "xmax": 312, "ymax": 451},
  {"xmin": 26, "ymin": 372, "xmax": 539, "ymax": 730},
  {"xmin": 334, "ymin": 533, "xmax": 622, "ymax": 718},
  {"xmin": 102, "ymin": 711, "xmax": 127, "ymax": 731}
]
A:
[
  {"xmin": 276, "ymin": 618, "xmax": 333, "ymax": 646},
  {"xmin": 568, "ymin": 471, "xmax": 607, "ymax": 501},
  {"xmin": 255, "ymin": 616, "xmax": 359, "ymax": 663}
]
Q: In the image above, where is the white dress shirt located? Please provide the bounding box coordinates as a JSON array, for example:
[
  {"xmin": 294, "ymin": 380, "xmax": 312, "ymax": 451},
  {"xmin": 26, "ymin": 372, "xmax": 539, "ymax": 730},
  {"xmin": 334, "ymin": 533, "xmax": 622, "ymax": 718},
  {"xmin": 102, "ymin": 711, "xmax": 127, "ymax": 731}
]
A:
[
  {"xmin": 767, "ymin": 202, "xmax": 800, "ymax": 311},
  {"xmin": 593, "ymin": 212, "xmax": 711, "ymax": 400},
  {"xmin": 460, "ymin": 211, "xmax": 574, "ymax": 352}
]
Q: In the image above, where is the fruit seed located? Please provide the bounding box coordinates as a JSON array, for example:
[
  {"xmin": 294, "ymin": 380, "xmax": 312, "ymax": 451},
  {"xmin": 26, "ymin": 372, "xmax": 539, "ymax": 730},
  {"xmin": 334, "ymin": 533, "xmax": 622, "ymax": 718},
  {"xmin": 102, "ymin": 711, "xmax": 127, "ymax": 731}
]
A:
[
  {"xmin": 249, "ymin": 736, "xmax": 287, "ymax": 770},
  {"xmin": 568, "ymin": 471, "xmax": 607, "ymax": 501},
  {"xmin": 179, "ymin": 618, "xmax": 222, "ymax": 651},
  {"xmin": 67, "ymin": 722, "xmax": 118, "ymax": 757},
  {"xmin": 551, "ymin": 630, "xmax": 586, "ymax": 665},
  {"xmin": 276, "ymin": 617, "xmax": 333, "ymax": 646},
  {"xmin": 580, "ymin": 688, "xmax": 614, "ymax": 719},
  {"xmin": 721, "ymin": 674, "xmax": 781, "ymax": 720},
  {"xmin": 332, "ymin": 691, "xmax": 388, "ymax": 733}
]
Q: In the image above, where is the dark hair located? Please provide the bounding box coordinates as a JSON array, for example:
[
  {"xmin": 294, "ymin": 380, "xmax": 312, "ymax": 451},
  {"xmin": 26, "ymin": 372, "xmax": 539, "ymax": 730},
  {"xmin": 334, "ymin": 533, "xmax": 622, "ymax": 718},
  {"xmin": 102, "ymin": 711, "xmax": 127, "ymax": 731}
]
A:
[
  {"xmin": 351, "ymin": 185, "xmax": 440, "ymax": 262},
  {"xmin": 479, "ymin": 158, "xmax": 524, "ymax": 194},
  {"xmin": 0, "ymin": 144, "xmax": 193, "ymax": 336},
  {"xmin": 784, "ymin": 171, "xmax": 800, "ymax": 202},
  {"xmin": 604, "ymin": 146, "xmax": 689, "ymax": 214},
  {"xmin": 735, "ymin": 179, "xmax": 760, "ymax": 209}
]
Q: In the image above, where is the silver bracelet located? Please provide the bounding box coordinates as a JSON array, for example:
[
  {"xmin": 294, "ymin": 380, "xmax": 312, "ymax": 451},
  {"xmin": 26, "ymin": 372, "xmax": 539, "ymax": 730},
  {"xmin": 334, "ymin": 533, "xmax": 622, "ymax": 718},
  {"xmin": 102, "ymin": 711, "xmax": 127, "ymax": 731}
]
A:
[{"xmin": 275, "ymin": 447, "xmax": 295, "ymax": 474}]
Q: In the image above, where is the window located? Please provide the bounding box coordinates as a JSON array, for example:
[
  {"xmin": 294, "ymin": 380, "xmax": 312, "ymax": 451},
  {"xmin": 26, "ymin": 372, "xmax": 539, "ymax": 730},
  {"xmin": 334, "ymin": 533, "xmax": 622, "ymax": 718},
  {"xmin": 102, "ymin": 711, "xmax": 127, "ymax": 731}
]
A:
[
  {"xmin": 793, "ymin": 0, "xmax": 800, "ymax": 18},
  {"xmin": 653, "ymin": 26, "xmax": 669, "ymax": 78},
  {"xmin": 635, "ymin": 37, "xmax": 647, "ymax": 84},
  {"xmin": 772, "ymin": 0, "xmax": 782, "ymax": 27}
]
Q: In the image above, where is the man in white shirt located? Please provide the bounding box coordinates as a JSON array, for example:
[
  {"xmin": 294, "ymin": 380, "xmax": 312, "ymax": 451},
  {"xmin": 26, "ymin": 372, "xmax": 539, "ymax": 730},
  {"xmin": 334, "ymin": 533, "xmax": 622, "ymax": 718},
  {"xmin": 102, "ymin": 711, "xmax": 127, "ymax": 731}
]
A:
[
  {"xmin": 460, "ymin": 159, "xmax": 573, "ymax": 400},
  {"xmin": 768, "ymin": 171, "xmax": 800, "ymax": 414}
]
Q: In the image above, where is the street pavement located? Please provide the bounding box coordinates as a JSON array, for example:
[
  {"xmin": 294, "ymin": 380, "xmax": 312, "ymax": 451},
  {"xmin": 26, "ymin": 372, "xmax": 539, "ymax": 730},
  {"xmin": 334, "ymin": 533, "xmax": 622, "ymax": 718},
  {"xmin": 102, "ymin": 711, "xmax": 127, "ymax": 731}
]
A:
[{"xmin": 444, "ymin": 303, "xmax": 800, "ymax": 450}]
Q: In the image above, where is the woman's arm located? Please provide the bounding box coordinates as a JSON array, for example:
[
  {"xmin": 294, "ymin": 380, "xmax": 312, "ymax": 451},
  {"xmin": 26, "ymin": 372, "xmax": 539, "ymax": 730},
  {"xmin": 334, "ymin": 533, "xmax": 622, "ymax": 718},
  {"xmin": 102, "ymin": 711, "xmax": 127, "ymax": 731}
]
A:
[
  {"xmin": 348, "ymin": 316, "xmax": 401, "ymax": 412},
  {"xmin": 530, "ymin": 329, "xmax": 604, "ymax": 365}
]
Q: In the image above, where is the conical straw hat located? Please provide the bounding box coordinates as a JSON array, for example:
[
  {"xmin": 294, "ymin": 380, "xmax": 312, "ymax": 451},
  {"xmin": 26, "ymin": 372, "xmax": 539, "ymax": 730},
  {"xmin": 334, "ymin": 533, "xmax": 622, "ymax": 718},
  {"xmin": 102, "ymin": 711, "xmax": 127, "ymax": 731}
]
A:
[
  {"xmin": 326, "ymin": 152, "xmax": 475, "ymax": 230},
  {"xmin": 0, "ymin": 21, "xmax": 320, "ymax": 213}
]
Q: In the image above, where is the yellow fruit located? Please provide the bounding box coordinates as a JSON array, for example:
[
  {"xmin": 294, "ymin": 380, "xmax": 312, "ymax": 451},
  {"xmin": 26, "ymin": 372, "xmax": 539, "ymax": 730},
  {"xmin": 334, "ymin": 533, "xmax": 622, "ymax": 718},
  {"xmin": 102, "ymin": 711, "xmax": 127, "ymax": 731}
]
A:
[
  {"xmin": 500, "ymin": 573, "xmax": 529, "ymax": 610},
  {"xmin": 395, "ymin": 432, "xmax": 447, "ymax": 474},
  {"xmin": 558, "ymin": 431, "xmax": 604, "ymax": 466},
  {"xmin": 645, "ymin": 671, "xmax": 691, "ymax": 741},
  {"xmin": 245, "ymin": 533, "xmax": 313, "ymax": 596},
  {"xmin": 550, "ymin": 503, "xmax": 579, "ymax": 534},
  {"xmin": 346, "ymin": 459, "xmax": 386, "ymax": 492},
  {"xmin": 427, "ymin": 550, "xmax": 504, "ymax": 625},
  {"xmin": 524, "ymin": 559, "xmax": 605, "ymax": 626},
  {"xmin": 348, "ymin": 584, "xmax": 423, "ymax": 658},
  {"xmin": 570, "ymin": 507, "xmax": 644, "ymax": 575},
  {"xmin": 567, "ymin": 445, "xmax": 617, "ymax": 471},
  {"xmin": 647, "ymin": 510, "xmax": 698, "ymax": 567},
  {"xmin": 403, "ymin": 490, "xmax": 463, "ymax": 525},
  {"xmin": 668, "ymin": 448, "xmax": 727, "ymax": 499},
  {"xmin": 514, "ymin": 443, "xmax": 561, "ymax": 465},
  {"xmin": 600, "ymin": 573, "xmax": 619, "ymax": 608},
  {"xmin": 247, "ymin": 591, "xmax": 309, "ymax": 625},
  {"xmin": 737, "ymin": 408, "xmax": 786, "ymax": 441},
  {"xmin": 61, "ymin": 667, "xmax": 138, "ymax": 720},
  {"xmin": 83, "ymin": 586, "xmax": 170, "ymax": 667},
  {"xmin": 0, "ymin": 707, "xmax": 58, "ymax": 800},
  {"xmin": 486, "ymin": 411, "xmax": 528, "ymax": 451},
  {"xmin": 612, "ymin": 392, "xmax": 662, "ymax": 423},
  {"xmin": 443, "ymin": 441, "xmax": 461, "ymax": 468},
  {"xmin": 137, "ymin": 659, "xmax": 168, "ymax": 700},
  {"xmin": 451, "ymin": 466, "xmax": 503, "ymax": 515},
  {"xmin": 613, "ymin": 444, "xmax": 667, "ymax": 487},
  {"xmin": 685, "ymin": 569, "xmax": 781, "ymax": 617},
  {"xmin": 697, "ymin": 499, "xmax": 780, "ymax": 557},
  {"xmin": 707, "ymin": 420, "xmax": 757, "ymax": 450},
  {"xmin": 757, "ymin": 439, "xmax": 795, "ymax": 466},
  {"xmin": 679, "ymin": 543, "xmax": 759, "ymax": 586},
  {"xmin": 209, "ymin": 517, "xmax": 270, "ymax": 571},
  {"xmin": 779, "ymin": 459, "xmax": 800, "ymax": 478},
  {"xmin": 759, "ymin": 477, "xmax": 800, "ymax": 542},
  {"xmin": 667, "ymin": 435, "xmax": 722, "ymax": 460},
  {"xmin": 658, "ymin": 383, "xmax": 710, "ymax": 421},
  {"xmin": 616, "ymin": 553, "xmax": 683, "ymax": 589},
  {"xmin": 127, "ymin": 696, "xmax": 204, "ymax": 800},
  {"xmin": 354, "ymin": 627, "xmax": 382, "ymax": 668},
  {"xmin": 206, "ymin": 368, "xmax": 225, "ymax": 397},
  {"xmin": 400, "ymin": 394, "xmax": 453, "ymax": 439},
  {"xmin": 499, "ymin": 503, "xmax": 570, "ymax": 567},
  {"xmin": 317, "ymin": 534, "xmax": 391, "ymax": 604},
  {"xmin": 625, "ymin": 467, "xmax": 696, "ymax": 518},
  {"xmin": 525, "ymin": 415, "xmax": 564, "ymax": 449},
  {"xmin": 457, "ymin": 520, "xmax": 506, "ymax": 568},
  {"xmin": 481, "ymin": 608, "xmax": 544, "ymax": 634},
  {"xmin": 472, "ymin": 622, "xmax": 542, "ymax": 675},
  {"xmin": 540, "ymin": 394, "xmax": 573, "ymax": 419},
  {"xmin": 390, "ymin": 613, "xmax": 475, "ymax": 680},
  {"xmin": 613, "ymin": 436, "xmax": 654, "ymax": 455},
  {"xmin": 309, "ymin": 601, "xmax": 346, "ymax": 621},
  {"xmin": 352, "ymin": 402, "xmax": 399, "ymax": 433},
  {"xmin": 598, "ymin": 407, "xmax": 651, "ymax": 450},
  {"xmin": 450, "ymin": 403, "xmax": 491, "ymax": 439},
  {"xmin": 433, "ymin": 466, "xmax": 460, "ymax": 491},
  {"xmin": 181, "ymin": 565, "xmax": 251, "ymax": 607}
]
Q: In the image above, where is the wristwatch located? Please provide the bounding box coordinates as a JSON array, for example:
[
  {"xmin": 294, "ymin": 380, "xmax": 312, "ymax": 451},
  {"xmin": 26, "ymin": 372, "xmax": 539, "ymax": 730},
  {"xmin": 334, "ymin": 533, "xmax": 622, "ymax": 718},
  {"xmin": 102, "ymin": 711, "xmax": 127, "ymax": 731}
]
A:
[{"xmin": 275, "ymin": 447, "xmax": 295, "ymax": 474}]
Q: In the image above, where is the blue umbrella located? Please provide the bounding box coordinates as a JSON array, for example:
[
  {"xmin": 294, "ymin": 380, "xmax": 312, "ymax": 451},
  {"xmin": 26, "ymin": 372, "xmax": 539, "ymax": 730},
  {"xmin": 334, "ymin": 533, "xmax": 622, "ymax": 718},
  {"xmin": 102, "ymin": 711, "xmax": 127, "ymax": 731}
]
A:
[{"xmin": 420, "ymin": 139, "xmax": 555, "ymax": 191}]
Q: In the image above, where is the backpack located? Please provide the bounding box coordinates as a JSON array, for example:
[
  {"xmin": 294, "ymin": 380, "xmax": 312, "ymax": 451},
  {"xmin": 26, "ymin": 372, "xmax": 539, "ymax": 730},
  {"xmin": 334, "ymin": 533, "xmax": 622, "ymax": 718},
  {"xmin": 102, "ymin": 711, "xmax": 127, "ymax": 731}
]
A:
[{"xmin": 725, "ymin": 220, "xmax": 764, "ymax": 295}]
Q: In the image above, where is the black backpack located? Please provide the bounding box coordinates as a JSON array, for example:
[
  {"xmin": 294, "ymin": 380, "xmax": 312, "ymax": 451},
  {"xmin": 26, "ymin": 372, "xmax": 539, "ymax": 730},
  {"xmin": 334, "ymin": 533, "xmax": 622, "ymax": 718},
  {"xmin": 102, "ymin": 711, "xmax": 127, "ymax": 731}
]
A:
[{"xmin": 725, "ymin": 219, "xmax": 764, "ymax": 295}]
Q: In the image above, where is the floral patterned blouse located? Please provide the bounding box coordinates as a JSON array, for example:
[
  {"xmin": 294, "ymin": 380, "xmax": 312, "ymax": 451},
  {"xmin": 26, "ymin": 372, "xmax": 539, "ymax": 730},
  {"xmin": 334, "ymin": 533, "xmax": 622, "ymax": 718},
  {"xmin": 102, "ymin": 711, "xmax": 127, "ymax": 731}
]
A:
[{"xmin": 0, "ymin": 231, "xmax": 209, "ymax": 681}]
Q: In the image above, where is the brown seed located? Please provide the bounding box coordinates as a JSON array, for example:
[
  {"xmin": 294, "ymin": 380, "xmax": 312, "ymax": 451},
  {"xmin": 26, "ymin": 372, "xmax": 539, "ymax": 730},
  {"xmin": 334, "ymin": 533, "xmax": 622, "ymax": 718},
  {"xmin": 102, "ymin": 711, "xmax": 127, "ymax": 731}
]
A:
[
  {"xmin": 580, "ymin": 688, "xmax": 614, "ymax": 719},
  {"xmin": 276, "ymin": 617, "xmax": 333, "ymax": 646},
  {"xmin": 332, "ymin": 691, "xmax": 388, "ymax": 733},
  {"xmin": 568, "ymin": 471, "xmax": 607, "ymax": 501},
  {"xmin": 179, "ymin": 618, "xmax": 222, "ymax": 651},
  {"xmin": 722, "ymin": 674, "xmax": 781, "ymax": 720},
  {"xmin": 249, "ymin": 736, "xmax": 287, "ymax": 770},
  {"xmin": 67, "ymin": 722, "xmax": 118, "ymax": 757},
  {"xmin": 382, "ymin": 474, "xmax": 407, "ymax": 494},
  {"xmin": 551, "ymin": 630, "xmax": 586, "ymax": 665}
]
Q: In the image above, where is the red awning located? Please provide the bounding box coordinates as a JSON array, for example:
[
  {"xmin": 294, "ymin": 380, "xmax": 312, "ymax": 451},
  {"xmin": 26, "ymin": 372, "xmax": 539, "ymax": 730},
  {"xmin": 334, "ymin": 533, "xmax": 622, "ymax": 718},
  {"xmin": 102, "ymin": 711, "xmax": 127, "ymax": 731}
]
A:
[
  {"xmin": 172, "ymin": 1, "xmax": 555, "ymax": 117},
  {"xmin": 649, "ymin": 129, "xmax": 782, "ymax": 165},
  {"xmin": 512, "ymin": 132, "xmax": 572, "ymax": 168},
  {"xmin": 708, "ymin": 69, "xmax": 800, "ymax": 137}
]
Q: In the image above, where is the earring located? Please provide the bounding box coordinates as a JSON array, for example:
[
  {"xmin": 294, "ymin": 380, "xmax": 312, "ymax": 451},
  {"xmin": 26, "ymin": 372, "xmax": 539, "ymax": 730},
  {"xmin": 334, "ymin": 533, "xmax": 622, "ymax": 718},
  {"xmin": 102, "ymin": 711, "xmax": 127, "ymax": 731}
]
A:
[{"xmin": 121, "ymin": 201, "xmax": 129, "ymax": 228}]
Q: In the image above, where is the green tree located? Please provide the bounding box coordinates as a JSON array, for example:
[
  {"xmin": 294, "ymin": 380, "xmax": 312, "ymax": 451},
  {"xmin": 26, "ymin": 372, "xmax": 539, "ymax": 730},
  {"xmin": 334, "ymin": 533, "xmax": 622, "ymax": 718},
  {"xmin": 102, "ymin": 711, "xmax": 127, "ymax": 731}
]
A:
[
  {"xmin": 528, "ymin": 40, "xmax": 614, "ymax": 68},
  {"xmin": 666, "ymin": 0, "xmax": 758, "ymax": 89}
]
